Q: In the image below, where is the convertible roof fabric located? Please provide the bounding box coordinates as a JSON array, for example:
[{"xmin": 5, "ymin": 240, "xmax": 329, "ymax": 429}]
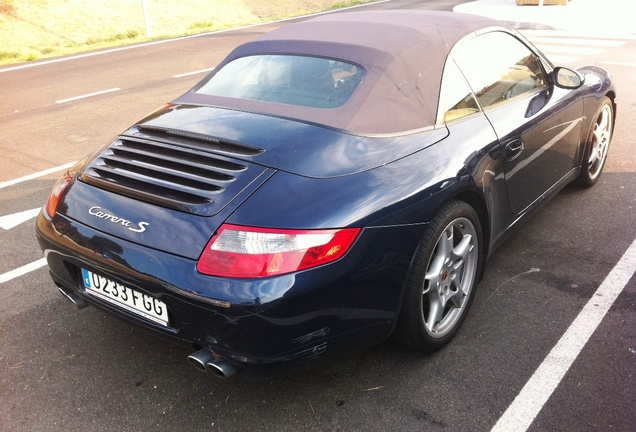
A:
[{"xmin": 179, "ymin": 10, "xmax": 501, "ymax": 135}]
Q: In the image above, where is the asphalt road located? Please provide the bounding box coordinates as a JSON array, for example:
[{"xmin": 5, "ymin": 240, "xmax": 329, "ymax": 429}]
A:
[{"xmin": 1, "ymin": 0, "xmax": 635, "ymax": 431}]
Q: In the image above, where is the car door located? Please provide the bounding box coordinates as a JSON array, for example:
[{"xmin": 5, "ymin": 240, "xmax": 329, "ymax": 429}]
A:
[{"xmin": 452, "ymin": 31, "xmax": 583, "ymax": 214}]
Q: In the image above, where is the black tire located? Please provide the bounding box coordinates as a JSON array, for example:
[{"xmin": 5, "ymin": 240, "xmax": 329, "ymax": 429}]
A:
[
  {"xmin": 575, "ymin": 96, "xmax": 613, "ymax": 188},
  {"xmin": 395, "ymin": 200, "xmax": 483, "ymax": 352}
]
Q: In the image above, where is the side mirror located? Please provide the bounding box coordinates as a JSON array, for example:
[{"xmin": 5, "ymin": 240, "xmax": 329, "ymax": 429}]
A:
[{"xmin": 553, "ymin": 67, "xmax": 584, "ymax": 89}]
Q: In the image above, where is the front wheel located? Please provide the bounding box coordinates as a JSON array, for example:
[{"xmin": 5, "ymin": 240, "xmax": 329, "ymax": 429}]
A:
[
  {"xmin": 575, "ymin": 96, "xmax": 613, "ymax": 187},
  {"xmin": 395, "ymin": 200, "xmax": 483, "ymax": 352}
]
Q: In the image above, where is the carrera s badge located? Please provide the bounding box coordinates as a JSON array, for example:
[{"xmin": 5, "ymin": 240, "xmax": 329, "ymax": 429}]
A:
[{"xmin": 88, "ymin": 206, "xmax": 149, "ymax": 233}]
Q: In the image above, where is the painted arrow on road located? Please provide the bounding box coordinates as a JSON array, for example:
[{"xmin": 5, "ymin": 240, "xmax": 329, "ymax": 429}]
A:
[{"xmin": 0, "ymin": 208, "xmax": 42, "ymax": 230}]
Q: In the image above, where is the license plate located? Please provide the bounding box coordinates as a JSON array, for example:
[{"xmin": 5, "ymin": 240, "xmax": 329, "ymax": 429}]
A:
[{"xmin": 81, "ymin": 269, "xmax": 169, "ymax": 327}]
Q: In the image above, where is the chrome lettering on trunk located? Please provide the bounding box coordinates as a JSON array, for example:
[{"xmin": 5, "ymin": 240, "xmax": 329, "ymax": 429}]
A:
[{"xmin": 88, "ymin": 206, "xmax": 149, "ymax": 233}]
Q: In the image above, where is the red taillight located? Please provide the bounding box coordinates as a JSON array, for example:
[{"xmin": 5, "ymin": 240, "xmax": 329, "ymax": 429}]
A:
[
  {"xmin": 44, "ymin": 172, "xmax": 72, "ymax": 218},
  {"xmin": 197, "ymin": 224, "xmax": 360, "ymax": 278}
]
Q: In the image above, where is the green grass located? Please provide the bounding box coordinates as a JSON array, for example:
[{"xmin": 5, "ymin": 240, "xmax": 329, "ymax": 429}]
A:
[
  {"xmin": 0, "ymin": 0, "xmax": 376, "ymax": 66},
  {"xmin": 329, "ymin": 0, "xmax": 367, "ymax": 9}
]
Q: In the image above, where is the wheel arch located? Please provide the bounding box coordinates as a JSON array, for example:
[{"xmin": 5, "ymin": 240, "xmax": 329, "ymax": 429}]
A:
[
  {"xmin": 575, "ymin": 93, "xmax": 614, "ymax": 187},
  {"xmin": 606, "ymin": 90, "xmax": 617, "ymax": 129}
]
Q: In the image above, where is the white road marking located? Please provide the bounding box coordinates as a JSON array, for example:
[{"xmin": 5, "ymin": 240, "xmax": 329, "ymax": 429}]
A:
[
  {"xmin": 0, "ymin": 258, "xmax": 47, "ymax": 285},
  {"xmin": 491, "ymin": 237, "xmax": 636, "ymax": 432},
  {"xmin": 535, "ymin": 45, "xmax": 604, "ymax": 55},
  {"xmin": 0, "ymin": 208, "xmax": 41, "ymax": 230},
  {"xmin": 521, "ymin": 30, "xmax": 636, "ymax": 41},
  {"xmin": 527, "ymin": 37, "xmax": 626, "ymax": 47},
  {"xmin": 522, "ymin": 32, "xmax": 631, "ymax": 65},
  {"xmin": 0, "ymin": 161, "xmax": 78, "ymax": 189},
  {"xmin": 55, "ymin": 88, "xmax": 121, "ymax": 104},
  {"xmin": 600, "ymin": 61, "xmax": 636, "ymax": 68},
  {"xmin": 545, "ymin": 55, "xmax": 580, "ymax": 64},
  {"xmin": 173, "ymin": 67, "xmax": 214, "ymax": 78}
]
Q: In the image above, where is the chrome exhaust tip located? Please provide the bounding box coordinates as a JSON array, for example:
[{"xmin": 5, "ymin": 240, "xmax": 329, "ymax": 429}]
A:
[
  {"xmin": 206, "ymin": 357, "xmax": 238, "ymax": 379},
  {"xmin": 187, "ymin": 348, "xmax": 213, "ymax": 372},
  {"xmin": 57, "ymin": 286, "xmax": 88, "ymax": 309}
]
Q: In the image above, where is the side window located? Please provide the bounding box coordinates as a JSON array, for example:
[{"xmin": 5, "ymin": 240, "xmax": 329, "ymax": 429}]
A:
[
  {"xmin": 441, "ymin": 60, "xmax": 480, "ymax": 123},
  {"xmin": 453, "ymin": 32, "xmax": 548, "ymax": 109}
]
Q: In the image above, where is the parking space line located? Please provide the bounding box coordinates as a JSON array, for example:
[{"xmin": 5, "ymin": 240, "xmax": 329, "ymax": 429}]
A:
[
  {"xmin": 491, "ymin": 237, "xmax": 636, "ymax": 432},
  {"xmin": 527, "ymin": 37, "xmax": 625, "ymax": 47},
  {"xmin": 0, "ymin": 161, "xmax": 78, "ymax": 189},
  {"xmin": 173, "ymin": 67, "xmax": 214, "ymax": 78},
  {"xmin": 534, "ymin": 45, "xmax": 604, "ymax": 55},
  {"xmin": 0, "ymin": 258, "xmax": 47, "ymax": 285},
  {"xmin": 545, "ymin": 55, "xmax": 580, "ymax": 64},
  {"xmin": 0, "ymin": 208, "xmax": 41, "ymax": 230},
  {"xmin": 600, "ymin": 61, "xmax": 636, "ymax": 68},
  {"xmin": 55, "ymin": 88, "xmax": 121, "ymax": 104}
]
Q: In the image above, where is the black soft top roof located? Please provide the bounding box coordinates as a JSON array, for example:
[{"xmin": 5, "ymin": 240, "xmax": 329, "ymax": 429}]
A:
[{"xmin": 178, "ymin": 10, "xmax": 501, "ymax": 135}]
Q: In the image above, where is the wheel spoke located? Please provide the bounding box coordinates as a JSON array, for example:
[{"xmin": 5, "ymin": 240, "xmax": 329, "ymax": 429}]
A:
[
  {"xmin": 425, "ymin": 293, "xmax": 444, "ymax": 332},
  {"xmin": 452, "ymin": 233, "xmax": 473, "ymax": 261},
  {"xmin": 588, "ymin": 142, "xmax": 599, "ymax": 165},
  {"xmin": 438, "ymin": 227, "xmax": 453, "ymax": 258},
  {"xmin": 597, "ymin": 108, "xmax": 609, "ymax": 133},
  {"xmin": 424, "ymin": 227, "xmax": 453, "ymax": 287},
  {"xmin": 593, "ymin": 127, "xmax": 605, "ymax": 148},
  {"xmin": 425, "ymin": 252, "xmax": 445, "ymax": 283},
  {"xmin": 448, "ymin": 281, "xmax": 465, "ymax": 308},
  {"xmin": 589, "ymin": 107, "xmax": 611, "ymax": 172},
  {"xmin": 597, "ymin": 140, "xmax": 606, "ymax": 161}
]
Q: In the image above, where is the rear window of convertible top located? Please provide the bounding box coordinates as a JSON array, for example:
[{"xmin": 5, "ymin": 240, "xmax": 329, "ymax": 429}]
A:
[{"xmin": 195, "ymin": 55, "xmax": 365, "ymax": 109}]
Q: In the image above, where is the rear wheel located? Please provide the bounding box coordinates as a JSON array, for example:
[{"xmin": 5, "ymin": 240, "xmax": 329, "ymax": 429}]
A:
[
  {"xmin": 395, "ymin": 200, "xmax": 482, "ymax": 352},
  {"xmin": 575, "ymin": 96, "xmax": 613, "ymax": 187}
]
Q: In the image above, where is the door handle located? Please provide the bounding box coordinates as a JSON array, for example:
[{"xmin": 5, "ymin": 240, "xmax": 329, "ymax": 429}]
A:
[{"xmin": 505, "ymin": 140, "xmax": 524, "ymax": 162}]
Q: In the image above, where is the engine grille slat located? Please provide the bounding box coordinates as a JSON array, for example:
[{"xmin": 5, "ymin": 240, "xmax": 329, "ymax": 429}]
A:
[
  {"xmin": 95, "ymin": 159, "xmax": 223, "ymax": 193},
  {"xmin": 112, "ymin": 139, "xmax": 247, "ymax": 173},
  {"xmin": 89, "ymin": 169, "xmax": 212, "ymax": 207},
  {"xmin": 103, "ymin": 151, "xmax": 234, "ymax": 185},
  {"xmin": 80, "ymin": 135, "xmax": 266, "ymax": 216}
]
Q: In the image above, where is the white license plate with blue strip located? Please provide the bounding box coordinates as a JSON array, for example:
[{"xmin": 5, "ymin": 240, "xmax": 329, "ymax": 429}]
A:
[{"xmin": 81, "ymin": 269, "xmax": 169, "ymax": 326}]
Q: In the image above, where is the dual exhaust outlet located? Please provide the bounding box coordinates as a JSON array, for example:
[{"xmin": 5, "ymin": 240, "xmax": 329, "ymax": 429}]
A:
[
  {"xmin": 58, "ymin": 285, "xmax": 237, "ymax": 378},
  {"xmin": 187, "ymin": 348, "xmax": 238, "ymax": 379}
]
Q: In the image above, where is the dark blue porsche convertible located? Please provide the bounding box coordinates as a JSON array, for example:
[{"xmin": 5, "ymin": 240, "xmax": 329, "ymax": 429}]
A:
[{"xmin": 36, "ymin": 10, "xmax": 615, "ymax": 378}]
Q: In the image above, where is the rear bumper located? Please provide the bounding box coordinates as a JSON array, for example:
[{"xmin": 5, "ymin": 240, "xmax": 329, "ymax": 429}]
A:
[{"xmin": 36, "ymin": 211, "xmax": 422, "ymax": 376}]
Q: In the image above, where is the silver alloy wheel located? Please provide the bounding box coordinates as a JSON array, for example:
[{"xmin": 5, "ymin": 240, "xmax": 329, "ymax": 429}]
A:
[
  {"xmin": 421, "ymin": 216, "xmax": 478, "ymax": 338},
  {"xmin": 587, "ymin": 103, "xmax": 612, "ymax": 180}
]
